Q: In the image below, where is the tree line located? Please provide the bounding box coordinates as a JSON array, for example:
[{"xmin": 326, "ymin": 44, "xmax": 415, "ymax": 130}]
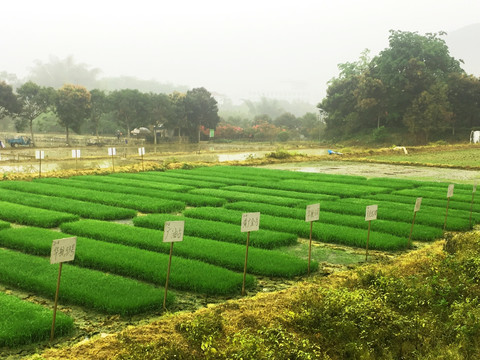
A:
[
  {"xmin": 319, "ymin": 30, "xmax": 480, "ymax": 144},
  {"xmin": 0, "ymin": 83, "xmax": 220, "ymax": 146}
]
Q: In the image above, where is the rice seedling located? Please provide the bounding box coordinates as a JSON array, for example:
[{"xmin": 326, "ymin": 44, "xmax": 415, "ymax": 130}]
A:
[
  {"xmin": 0, "ymin": 247, "xmax": 173, "ymax": 315},
  {"xmin": 0, "ymin": 227, "xmax": 254, "ymax": 296},
  {"xmin": 59, "ymin": 220, "xmax": 313, "ymax": 277},
  {"xmin": 133, "ymin": 214, "xmax": 297, "ymax": 249},
  {"xmin": 0, "ymin": 292, "xmax": 73, "ymax": 346}
]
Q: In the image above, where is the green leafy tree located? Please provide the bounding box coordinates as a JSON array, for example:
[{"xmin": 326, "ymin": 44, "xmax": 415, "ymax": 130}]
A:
[
  {"xmin": 109, "ymin": 89, "xmax": 149, "ymax": 137},
  {"xmin": 319, "ymin": 74, "xmax": 360, "ymax": 138},
  {"xmin": 403, "ymin": 82, "xmax": 452, "ymax": 143},
  {"xmin": 147, "ymin": 93, "xmax": 173, "ymax": 143},
  {"xmin": 87, "ymin": 89, "xmax": 108, "ymax": 140},
  {"xmin": 299, "ymin": 112, "xmax": 325, "ymax": 140},
  {"xmin": 273, "ymin": 112, "xmax": 300, "ymax": 130},
  {"xmin": 169, "ymin": 92, "xmax": 188, "ymax": 141},
  {"xmin": 16, "ymin": 81, "xmax": 56, "ymax": 145},
  {"xmin": 353, "ymin": 72, "xmax": 387, "ymax": 129},
  {"xmin": 184, "ymin": 87, "xmax": 220, "ymax": 142},
  {"xmin": 447, "ymin": 73, "xmax": 480, "ymax": 134},
  {"xmin": 371, "ymin": 30, "xmax": 463, "ymax": 126},
  {"xmin": 55, "ymin": 84, "xmax": 91, "ymax": 144},
  {"xmin": 0, "ymin": 81, "xmax": 20, "ymax": 120}
]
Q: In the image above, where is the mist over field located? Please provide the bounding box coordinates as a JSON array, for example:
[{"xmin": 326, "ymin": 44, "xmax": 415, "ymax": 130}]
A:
[{"xmin": 1, "ymin": 0, "xmax": 479, "ymax": 107}]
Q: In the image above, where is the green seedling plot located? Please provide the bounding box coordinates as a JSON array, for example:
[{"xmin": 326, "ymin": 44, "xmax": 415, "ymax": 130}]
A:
[
  {"xmin": 395, "ymin": 187, "xmax": 480, "ymax": 212},
  {"xmin": 0, "ymin": 292, "xmax": 73, "ymax": 347},
  {"xmin": 36, "ymin": 177, "xmax": 197, "ymax": 203},
  {"xmin": 253, "ymin": 179, "xmax": 391, "ymax": 198},
  {"xmin": 221, "ymin": 185, "xmax": 339, "ymax": 202},
  {"xmin": 60, "ymin": 220, "xmax": 312, "ymax": 277},
  {"xmin": 0, "ymin": 188, "xmax": 136, "ymax": 220},
  {"xmin": 224, "ymin": 202, "xmax": 442, "ymax": 241},
  {"xmin": 0, "ymin": 220, "xmax": 10, "ymax": 230},
  {"xmin": 151, "ymin": 169, "xmax": 249, "ymax": 186},
  {"xmin": 68, "ymin": 176, "xmax": 226, "ymax": 207},
  {"xmin": 133, "ymin": 214, "xmax": 297, "ymax": 249},
  {"xmin": 0, "ymin": 181, "xmax": 185, "ymax": 213},
  {"xmin": 189, "ymin": 188, "xmax": 303, "ymax": 207},
  {"xmin": 0, "ymin": 248, "xmax": 172, "ymax": 315},
  {"xmin": 71, "ymin": 175, "xmax": 194, "ymax": 192},
  {"xmin": 3, "ymin": 166, "xmax": 471, "ymax": 349},
  {"xmin": 0, "ymin": 227, "xmax": 254, "ymax": 296},
  {"xmin": 190, "ymin": 166, "xmax": 369, "ymax": 185},
  {"xmin": 324, "ymin": 198, "xmax": 470, "ymax": 231},
  {"xmin": 366, "ymin": 177, "xmax": 424, "ymax": 189},
  {"xmin": 364, "ymin": 193, "xmax": 480, "ymax": 222},
  {"xmin": 183, "ymin": 207, "xmax": 408, "ymax": 250},
  {"xmin": 0, "ymin": 200, "xmax": 78, "ymax": 228},
  {"xmin": 110, "ymin": 172, "xmax": 229, "ymax": 189}
]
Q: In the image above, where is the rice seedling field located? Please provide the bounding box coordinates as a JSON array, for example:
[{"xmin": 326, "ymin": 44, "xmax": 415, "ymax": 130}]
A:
[{"xmin": 0, "ymin": 165, "xmax": 478, "ymax": 348}]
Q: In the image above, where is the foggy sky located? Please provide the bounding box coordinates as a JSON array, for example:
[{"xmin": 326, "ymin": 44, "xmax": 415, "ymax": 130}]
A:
[{"xmin": 2, "ymin": 0, "xmax": 479, "ymax": 104}]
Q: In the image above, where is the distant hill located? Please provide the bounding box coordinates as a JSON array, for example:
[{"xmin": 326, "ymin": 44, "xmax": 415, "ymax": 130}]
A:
[{"xmin": 446, "ymin": 23, "xmax": 480, "ymax": 76}]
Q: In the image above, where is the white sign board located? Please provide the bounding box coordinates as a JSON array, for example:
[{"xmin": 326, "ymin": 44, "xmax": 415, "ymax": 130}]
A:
[
  {"xmin": 71, "ymin": 149, "xmax": 81, "ymax": 158},
  {"xmin": 414, "ymin": 197, "xmax": 422, "ymax": 213},
  {"xmin": 305, "ymin": 203, "xmax": 320, "ymax": 222},
  {"xmin": 163, "ymin": 221, "xmax": 185, "ymax": 243},
  {"xmin": 35, "ymin": 150, "xmax": 45, "ymax": 160},
  {"xmin": 447, "ymin": 184, "xmax": 454, "ymax": 198},
  {"xmin": 365, "ymin": 205, "xmax": 378, "ymax": 221},
  {"xmin": 241, "ymin": 212, "xmax": 260, "ymax": 232},
  {"xmin": 108, "ymin": 147, "xmax": 116, "ymax": 156},
  {"xmin": 50, "ymin": 237, "xmax": 77, "ymax": 264},
  {"xmin": 138, "ymin": 147, "xmax": 145, "ymax": 156}
]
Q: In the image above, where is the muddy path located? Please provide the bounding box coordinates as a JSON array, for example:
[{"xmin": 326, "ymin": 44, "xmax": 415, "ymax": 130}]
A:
[{"xmin": 259, "ymin": 160, "xmax": 480, "ymax": 184}]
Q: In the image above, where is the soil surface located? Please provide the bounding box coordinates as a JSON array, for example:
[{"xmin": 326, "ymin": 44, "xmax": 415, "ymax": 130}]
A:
[{"xmin": 259, "ymin": 160, "xmax": 480, "ymax": 183}]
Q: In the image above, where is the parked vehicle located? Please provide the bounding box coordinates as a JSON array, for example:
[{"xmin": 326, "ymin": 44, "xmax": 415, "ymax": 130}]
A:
[{"xmin": 6, "ymin": 136, "xmax": 33, "ymax": 147}]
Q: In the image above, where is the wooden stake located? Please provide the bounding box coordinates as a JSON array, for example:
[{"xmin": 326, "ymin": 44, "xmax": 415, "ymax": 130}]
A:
[
  {"xmin": 38, "ymin": 157, "xmax": 42, "ymax": 178},
  {"xmin": 111, "ymin": 153, "xmax": 115, "ymax": 172},
  {"xmin": 365, "ymin": 220, "xmax": 371, "ymax": 261},
  {"xmin": 50, "ymin": 262, "xmax": 63, "ymax": 342},
  {"xmin": 141, "ymin": 153, "xmax": 144, "ymax": 171},
  {"xmin": 242, "ymin": 231, "xmax": 250, "ymax": 296},
  {"xmin": 308, "ymin": 221, "xmax": 313, "ymax": 275},
  {"xmin": 163, "ymin": 242, "xmax": 174, "ymax": 310}
]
